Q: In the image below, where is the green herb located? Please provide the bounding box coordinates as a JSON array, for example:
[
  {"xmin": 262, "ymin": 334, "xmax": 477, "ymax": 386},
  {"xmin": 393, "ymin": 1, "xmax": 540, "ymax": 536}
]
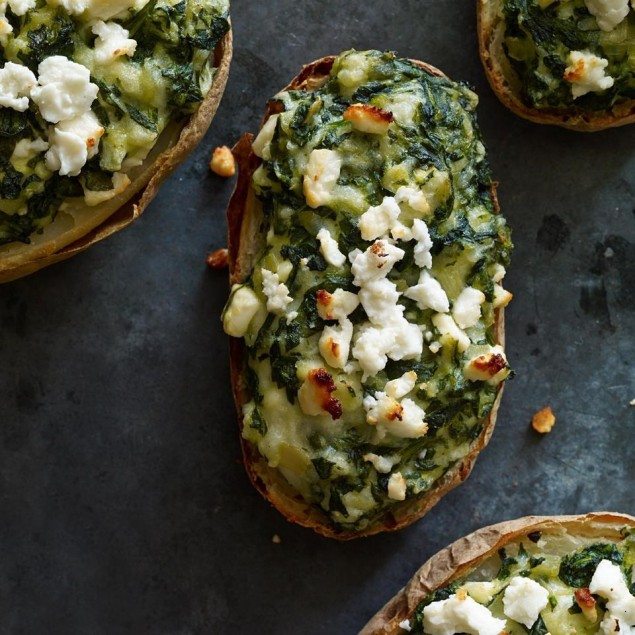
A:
[{"xmin": 559, "ymin": 543, "xmax": 623, "ymax": 588}]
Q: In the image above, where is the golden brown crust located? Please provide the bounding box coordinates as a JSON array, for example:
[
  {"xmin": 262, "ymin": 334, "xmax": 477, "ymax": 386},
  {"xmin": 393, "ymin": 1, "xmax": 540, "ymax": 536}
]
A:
[
  {"xmin": 477, "ymin": 0, "xmax": 635, "ymax": 131},
  {"xmin": 361, "ymin": 512, "xmax": 635, "ymax": 634},
  {"xmin": 0, "ymin": 29, "xmax": 233, "ymax": 284},
  {"xmin": 227, "ymin": 56, "xmax": 507, "ymax": 540}
]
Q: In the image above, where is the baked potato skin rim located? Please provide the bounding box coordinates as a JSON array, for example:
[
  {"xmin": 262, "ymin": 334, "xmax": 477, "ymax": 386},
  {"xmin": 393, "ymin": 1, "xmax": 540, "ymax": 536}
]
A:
[
  {"xmin": 477, "ymin": 0, "xmax": 635, "ymax": 132},
  {"xmin": 361, "ymin": 511, "xmax": 635, "ymax": 634},
  {"xmin": 0, "ymin": 28, "xmax": 233, "ymax": 284},
  {"xmin": 227, "ymin": 55, "xmax": 507, "ymax": 540}
]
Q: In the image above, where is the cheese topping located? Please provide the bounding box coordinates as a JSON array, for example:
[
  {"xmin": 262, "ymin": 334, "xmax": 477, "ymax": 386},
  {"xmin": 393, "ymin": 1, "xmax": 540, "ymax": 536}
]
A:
[
  {"xmin": 564, "ymin": 50, "xmax": 615, "ymax": 99},
  {"xmin": 584, "ymin": 0, "xmax": 630, "ymax": 31},
  {"xmin": 422, "ymin": 594, "xmax": 506, "ymax": 635},
  {"xmin": 0, "ymin": 62, "xmax": 37, "ymax": 111},
  {"xmin": 91, "ymin": 21, "xmax": 137, "ymax": 64}
]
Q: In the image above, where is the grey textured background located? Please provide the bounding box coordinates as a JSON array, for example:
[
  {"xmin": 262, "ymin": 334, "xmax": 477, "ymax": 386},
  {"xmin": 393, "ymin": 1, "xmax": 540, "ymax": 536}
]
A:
[{"xmin": 1, "ymin": 1, "xmax": 634, "ymax": 633}]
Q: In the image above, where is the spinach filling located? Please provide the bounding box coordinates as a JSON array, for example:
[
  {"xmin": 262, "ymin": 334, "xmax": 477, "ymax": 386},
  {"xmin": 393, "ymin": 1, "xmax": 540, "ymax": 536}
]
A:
[
  {"xmin": 0, "ymin": 0, "xmax": 229, "ymax": 246},
  {"xmin": 502, "ymin": 0, "xmax": 635, "ymax": 110},
  {"xmin": 233, "ymin": 50, "xmax": 513, "ymax": 531}
]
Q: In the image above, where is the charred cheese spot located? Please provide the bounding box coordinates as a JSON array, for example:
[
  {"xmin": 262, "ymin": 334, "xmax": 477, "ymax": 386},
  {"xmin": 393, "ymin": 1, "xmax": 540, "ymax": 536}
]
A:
[{"xmin": 343, "ymin": 103, "xmax": 393, "ymax": 134}]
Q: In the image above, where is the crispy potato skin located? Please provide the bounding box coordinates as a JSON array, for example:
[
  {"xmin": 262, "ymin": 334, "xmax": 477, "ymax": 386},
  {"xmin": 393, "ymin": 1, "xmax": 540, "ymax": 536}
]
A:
[
  {"xmin": 0, "ymin": 29, "xmax": 233, "ymax": 283},
  {"xmin": 227, "ymin": 56, "xmax": 507, "ymax": 540},
  {"xmin": 477, "ymin": 0, "xmax": 635, "ymax": 131},
  {"xmin": 361, "ymin": 512, "xmax": 635, "ymax": 634}
]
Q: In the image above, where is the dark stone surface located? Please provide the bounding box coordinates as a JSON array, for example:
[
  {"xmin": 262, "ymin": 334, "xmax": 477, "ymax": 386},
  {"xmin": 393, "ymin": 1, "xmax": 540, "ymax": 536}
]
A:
[{"xmin": 1, "ymin": 1, "xmax": 634, "ymax": 632}]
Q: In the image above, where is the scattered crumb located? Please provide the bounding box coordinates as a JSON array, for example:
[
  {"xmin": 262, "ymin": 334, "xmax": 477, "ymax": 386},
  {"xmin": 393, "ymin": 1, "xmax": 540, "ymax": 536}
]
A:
[
  {"xmin": 210, "ymin": 145, "xmax": 236, "ymax": 177},
  {"xmin": 630, "ymin": 399, "xmax": 635, "ymax": 406},
  {"xmin": 532, "ymin": 406, "xmax": 556, "ymax": 434},
  {"xmin": 206, "ymin": 248, "xmax": 229, "ymax": 270},
  {"xmin": 604, "ymin": 247, "xmax": 614, "ymax": 259},
  {"xmin": 272, "ymin": 534, "xmax": 282, "ymax": 544}
]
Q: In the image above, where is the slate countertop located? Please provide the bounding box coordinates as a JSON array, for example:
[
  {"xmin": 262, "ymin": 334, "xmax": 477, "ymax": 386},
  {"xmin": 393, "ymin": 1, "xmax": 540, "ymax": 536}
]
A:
[{"xmin": 1, "ymin": 1, "xmax": 633, "ymax": 633}]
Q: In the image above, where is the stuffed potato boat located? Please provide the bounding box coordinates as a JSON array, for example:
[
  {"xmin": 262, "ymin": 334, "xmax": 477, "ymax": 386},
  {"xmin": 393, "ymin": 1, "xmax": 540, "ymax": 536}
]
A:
[
  {"xmin": 478, "ymin": 0, "xmax": 635, "ymax": 130},
  {"xmin": 0, "ymin": 0, "xmax": 232, "ymax": 282},
  {"xmin": 362, "ymin": 512, "xmax": 635, "ymax": 634},
  {"xmin": 223, "ymin": 50, "xmax": 513, "ymax": 538}
]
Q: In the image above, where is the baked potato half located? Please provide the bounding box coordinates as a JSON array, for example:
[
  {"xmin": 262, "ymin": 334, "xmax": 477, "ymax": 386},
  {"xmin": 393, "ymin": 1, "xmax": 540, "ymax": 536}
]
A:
[
  {"xmin": 362, "ymin": 512, "xmax": 635, "ymax": 634},
  {"xmin": 0, "ymin": 0, "xmax": 232, "ymax": 283},
  {"xmin": 478, "ymin": 0, "xmax": 635, "ymax": 131},
  {"xmin": 224, "ymin": 50, "xmax": 513, "ymax": 539}
]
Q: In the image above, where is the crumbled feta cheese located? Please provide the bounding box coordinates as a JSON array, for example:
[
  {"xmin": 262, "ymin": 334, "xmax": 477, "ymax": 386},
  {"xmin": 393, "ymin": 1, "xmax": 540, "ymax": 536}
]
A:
[
  {"xmin": 492, "ymin": 264, "xmax": 506, "ymax": 283},
  {"xmin": 432, "ymin": 313, "xmax": 471, "ymax": 352},
  {"xmin": 590, "ymin": 560, "xmax": 635, "ymax": 631},
  {"xmin": 398, "ymin": 619, "xmax": 412, "ymax": 633},
  {"xmin": 297, "ymin": 368, "xmax": 341, "ymax": 419},
  {"xmin": 0, "ymin": 16, "xmax": 12, "ymax": 42},
  {"xmin": 45, "ymin": 110, "xmax": 104, "ymax": 176},
  {"xmin": 464, "ymin": 345, "xmax": 509, "ymax": 384},
  {"xmin": 359, "ymin": 197, "xmax": 402, "ymax": 241},
  {"xmin": 359, "ymin": 278, "xmax": 402, "ymax": 324},
  {"xmin": 350, "ymin": 240, "xmax": 405, "ymax": 286},
  {"xmin": 564, "ymin": 50, "xmax": 614, "ymax": 99},
  {"xmin": 502, "ymin": 576, "xmax": 549, "ymax": 629},
  {"xmin": 422, "ymin": 593, "xmax": 506, "ymax": 635},
  {"xmin": 343, "ymin": 103, "xmax": 393, "ymax": 135},
  {"xmin": 48, "ymin": 0, "xmax": 149, "ymax": 20},
  {"xmin": 316, "ymin": 288, "xmax": 359, "ymax": 321},
  {"xmin": 363, "ymin": 392, "xmax": 428, "ymax": 439},
  {"xmin": 83, "ymin": 171, "xmax": 130, "ymax": 206},
  {"xmin": 5, "ymin": 0, "xmax": 36, "ymax": 15},
  {"xmin": 387, "ymin": 472, "xmax": 407, "ymax": 501},
  {"xmin": 252, "ymin": 113, "xmax": 279, "ymax": 160},
  {"xmin": 584, "ymin": 0, "xmax": 630, "ymax": 31},
  {"xmin": 363, "ymin": 452, "xmax": 398, "ymax": 474},
  {"xmin": 405, "ymin": 270, "xmax": 450, "ymax": 313},
  {"xmin": 453, "ymin": 287, "xmax": 486, "ymax": 329},
  {"xmin": 395, "ymin": 185, "xmax": 431, "ymax": 215},
  {"xmin": 319, "ymin": 318, "xmax": 353, "ymax": 368},
  {"xmin": 92, "ymin": 21, "xmax": 137, "ymax": 64},
  {"xmin": 353, "ymin": 325, "xmax": 394, "ymax": 378},
  {"xmin": 223, "ymin": 285, "xmax": 262, "ymax": 338},
  {"xmin": 0, "ymin": 62, "xmax": 37, "ymax": 111},
  {"xmin": 11, "ymin": 137, "xmax": 49, "ymax": 163},
  {"xmin": 31, "ymin": 56, "xmax": 99, "ymax": 123},
  {"xmin": 389, "ymin": 92, "xmax": 419, "ymax": 126},
  {"xmin": 385, "ymin": 371, "xmax": 417, "ymax": 399},
  {"xmin": 316, "ymin": 227, "xmax": 346, "ymax": 267},
  {"xmin": 261, "ymin": 268, "xmax": 293, "ymax": 315},
  {"xmin": 303, "ymin": 148, "xmax": 341, "ymax": 208},
  {"xmin": 493, "ymin": 284, "xmax": 513, "ymax": 309},
  {"xmin": 337, "ymin": 52, "xmax": 372, "ymax": 97},
  {"xmin": 429, "ymin": 341, "xmax": 441, "ymax": 354},
  {"xmin": 411, "ymin": 219, "xmax": 433, "ymax": 268},
  {"xmin": 276, "ymin": 259, "xmax": 293, "ymax": 283}
]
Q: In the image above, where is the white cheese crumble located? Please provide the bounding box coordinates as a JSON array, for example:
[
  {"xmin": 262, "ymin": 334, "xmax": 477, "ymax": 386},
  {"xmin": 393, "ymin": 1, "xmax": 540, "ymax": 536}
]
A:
[
  {"xmin": 0, "ymin": 62, "xmax": 37, "ymax": 112},
  {"xmin": 411, "ymin": 218, "xmax": 433, "ymax": 268},
  {"xmin": 363, "ymin": 391, "xmax": 427, "ymax": 439},
  {"xmin": 316, "ymin": 227, "xmax": 346, "ymax": 267},
  {"xmin": 223, "ymin": 286, "xmax": 262, "ymax": 338},
  {"xmin": 303, "ymin": 148, "xmax": 341, "ymax": 209},
  {"xmin": 45, "ymin": 111, "xmax": 104, "ymax": 176},
  {"xmin": 350, "ymin": 240, "xmax": 405, "ymax": 286},
  {"xmin": 31, "ymin": 56, "xmax": 99, "ymax": 123},
  {"xmin": 4, "ymin": 0, "xmax": 36, "ymax": 15},
  {"xmin": 584, "ymin": 0, "xmax": 630, "ymax": 31},
  {"xmin": 252, "ymin": 113, "xmax": 279, "ymax": 160},
  {"xmin": 405, "ymin": 270, "xmax": 450, "ymax": 313},
  {"xmin": 358, "ymin": 196, "xmax": 402, "ymax": 241},
  {"xmin": 387, "ymin": 472, "xmax": 407, "ymax": 500},
  {"xmin": 316, "ymin": 288, "xmax": 359, "ymax": 321},
  {"xmin": 260, "ymin": 268, "xmax": 293, "ymax": 315},
  {"xmin": 363, "ymin": 452, "xmax": 398, "ymax": 474},
  {"xmin": 11, "ymin": 137, "xmax": 49, "ymax": 162},
  {"xmin": 398, "ymin": 619, "xmax": 412, "ymax": 633},
  {"xmin": 464, "ymin": 345, "xmax": 509, "ymax": 385},
  {"xmin": 432, "ymin": 313, "xmax": 471, "ymax": 353},
  {"xmin": 502, "ymin": 576, "xmax": 549, "ymax": 629},
  {"xmin": 395, "ymin": 185, "xmax": 431, "ymax": 215},
  {"xmin": 319, "ymin": 318, "xmax": 353, "ymax": 368},
  {"xmin": 385, "ymin": 371, "xmax": 417, "ymax": 399},
  {"xmin": 47, "ymin": 0, "xmax": 149, "ymax": 20},
  {"xmin": 92, "ymin": 21, "xmax": 137, "ymax": 64},
  {"xmin": 564, "ymin": 50, "xmax": 614, "ymax": 99},
  {"xmin": 589, "ymin": 559, "xmax": 635, "ymax": 633},
  {"xmin": 422, "ymin": 593, "xmax": 506, "ymax": 635},
  {"xmin": 453, "ymin": 286, "xmax": 486, "ymax": 329}
]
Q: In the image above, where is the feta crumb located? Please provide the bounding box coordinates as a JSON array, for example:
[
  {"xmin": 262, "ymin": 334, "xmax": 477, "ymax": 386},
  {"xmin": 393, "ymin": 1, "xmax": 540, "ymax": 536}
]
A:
[
  {"xmin": 252, "ymin": 114, "xmax": 279, "ymax": 160},
  {"xmin": 223, "ymin": 285, "xmax": 261, "ymax": 337},
  {"xmin": 502, "ymin": 576, "xmax": 549, "ymax": 629},
  {"xmin": 453, "ymin": 287, "xmax": 486, "ymax": 329},
  {"xmin": 0, "ymin": 62, "xmax": 37, "ymax": 111},
  {"xmin": 429, "ymin": 341, "xmax": 441, "ymax": 354},
  {"xmin": 385, "ymin": 371, "xmax": 417, "ymax": 399},
  {"xmin": 590, "ymin": 560, "xmax": 635, "ymax": 631},
  {"xmin": 492, "ymin": 264, "xmax": 506, "ymax": 283},
  {"xmin": 422, "ymin": 593, "xmax": 506, "ymax": 635},
  {"xmin": 48, "ymin": 0, "xmax": 149, "ymax": 20},
  {"xmin": 272, "ymin": 534, "xmax": 281, "ymax": 544},
  {"xmin": 359, "ymin": 278, "xmax": 402, "ymax": 324},
  {"xmin": 316, "ymin": 288, "xmax": 359, "ymax": 321},
  {"xmin": 531, "ymin": 406, "xmax": 556, "ymax": 434},
  {"xmin": 5, "ymin": 0, "xmax": 36, "ymax": 15},
  {"xmin": 395, "ymin": 185, "xmax": 431, "ymax": 215},
  {"xmin": 319, "ymin": 318, "xmax": 353, "ymax": 368},
  {"xmin": 261, "ymin": 268, "xmax": 293, "ymax": 315},
  {"xmin": 432, "ymin": 313, "xmax": 471, "ymax": 352},
  {"xmin": 405, "ymin": 271, "xmax": 450, "ymax": 313},
  {"xmin": 0, "ymin": 16, "xmax": 12, "ymax": 42},
  {"xmin": 398, "ymin": 618, "xmax": 412, "ymax": 632},
  {"xmin": 316, "ymin": 227, "xmax": 346, "ymax": 267},
  {"xmin": 359, "ymin": 196, "xmax": 401, "ymax": 241},
  {"xmin": 584, "ymin": 0, "xmax": 630, "ymax": 31},
  {"xmin": 493, "ymin": 284, "xmax": 513, "ymax": 309},
  {"xmin": 387, "ymin": 472, "xmax": 407, "ymax": 501},
  {"xmin": 363, "ymin": 452, "xmax": 398, "ymax": 474},
  {"xmin": 411, "ymin": 218, "xmax": 433, "ymax": 268},
  {"xmin": 350, "ymin": 240, "xmax": 405, "ymax": 286},
  {"xmin": 31, "ymin": 56, "xmax": 99, "ymax": 123},
  {"xmin": 303, "ymin": 148, "xmax": 341, "ymax": 208},
  {"xmin": 45, "ymin": 110, "xmax": 104, "ymax": 176},
  {"xmin": 464, "ymin": 346, "xmax": 509, "ymax": 385},
  {"xmin": 11, "ymin": 137, "xmax": 49, "ymax": 162},
  {"xmin": 343, "ymin": 103, "xmax": 393, "ymax": 135},
  {"xmin": 564, "ymin": 50, "xmax": 614, "ymax": 99},
  {"xmin": 363, "ymin": 392, "xmax": 428, "ymax": 439},
  {"xmin": 92, "ymin": 21, "xmax": 137, "ymax": 63}
]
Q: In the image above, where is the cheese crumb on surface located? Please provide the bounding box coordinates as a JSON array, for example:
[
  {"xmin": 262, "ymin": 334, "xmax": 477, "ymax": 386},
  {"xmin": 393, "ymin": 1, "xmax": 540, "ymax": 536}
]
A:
[
  {"xmin": 405, "ymin": 270, "xmax": 450, "ymax": 313},
  {"xmin": 223, "ymin": 285, "xmax": 261, "ymax": 338},
  {"xmin": 11, "ymin": 137, "xmax": 49, "ymax": 162},
  {"xmin": 590, "ymin": 559, "xmax": 635, "ymax": 632},
  {"xmin": 387, "ymin": 472, "xmax": 407, "ymax": 500},
  {"xmin": 422, "ymin": 593, "xmax": 506, "ymax": 635},
  {"xmin": 303, "ymin": 148, "xmax": 341, "ymax": 208},
  {"xmin": 363, "ymin": 391, "xmax": 428, "ymax": 439},
  {"xmin": 0, "ymin": 62, "xmax": 37, "ymax": 112},
  {"xmin": 343, "ymin": 103, "xmax": 393, "ymax": 135},
  {"xmin": 319, "ymin": 318, "xmax": 353, "ymax": 368},
  {"xmin": 48, "ymin": 0, "xmax": 149, "ymax": 20},
  {"xmin": 531, "ymin": 406, "xmax": 556, "ymax": 434},
  {"xmin": 502, "ymin": 576, "xmax": 549, "ymax": 629},
  {"xmin": 31, "ymin": 56, "xmax": 99, "ymax": 123},
  {"xmin": 316, "ymin": 288, "xmax": 359, "ymax": 321},
  {"xmin": 564, "ymin": 50, "xmax": 614, "ymax": 99},
  {"xmin": 395, "ymin": 185, "xmax": 431, "ymax": 215},
  {"xmin": 398, "ymin": 618, "xmax": 412, "ymax": 632},
  {"xmin": 260, "ymin": 268, "xmax": 293, "ymax": 315},
  {"xmin": 252, "ymin": 114, "xmax": 279, "ymax": 160},
  {"xmin": 411, "ymin": 218, "xmax": 433, "ymax": 268},
  {"xmin": 453, "ymin": 287, "xmax": 486, "ymax": 329},
  {"xmin": 464, "ymin": 346, "xmax": 509, "ymax": 385},
  {"xmin": 317, "ymin": 227, "xmax": 346, "ymax": 267},
  {"xmin": 432, "ymin": 313, "xmax": 471, "ymax": 352},
  {"xmin": 584, "ymin": 0, "xmax": 630, "ymax": 31},
  {"xmin": 210, "ymin": 145, "xmax": 236, "ymax": 178},
  {"xmin": 92, "ymin": 21, "xmax": 137, "ymax": 63},
  {"xmin": 363, "ymin": 452, "xmax": 398, "ymax": 474},
  {"xmin": 358, "ymin": 196, "xmax": 401, "ymax": 241},
  {"xmin": 5, "ymin": 0, "xmax": 36, "ymax": 15},
  {"xmin": 271, "ymin": 534, "xmax": 281, "ymax": 544}
]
